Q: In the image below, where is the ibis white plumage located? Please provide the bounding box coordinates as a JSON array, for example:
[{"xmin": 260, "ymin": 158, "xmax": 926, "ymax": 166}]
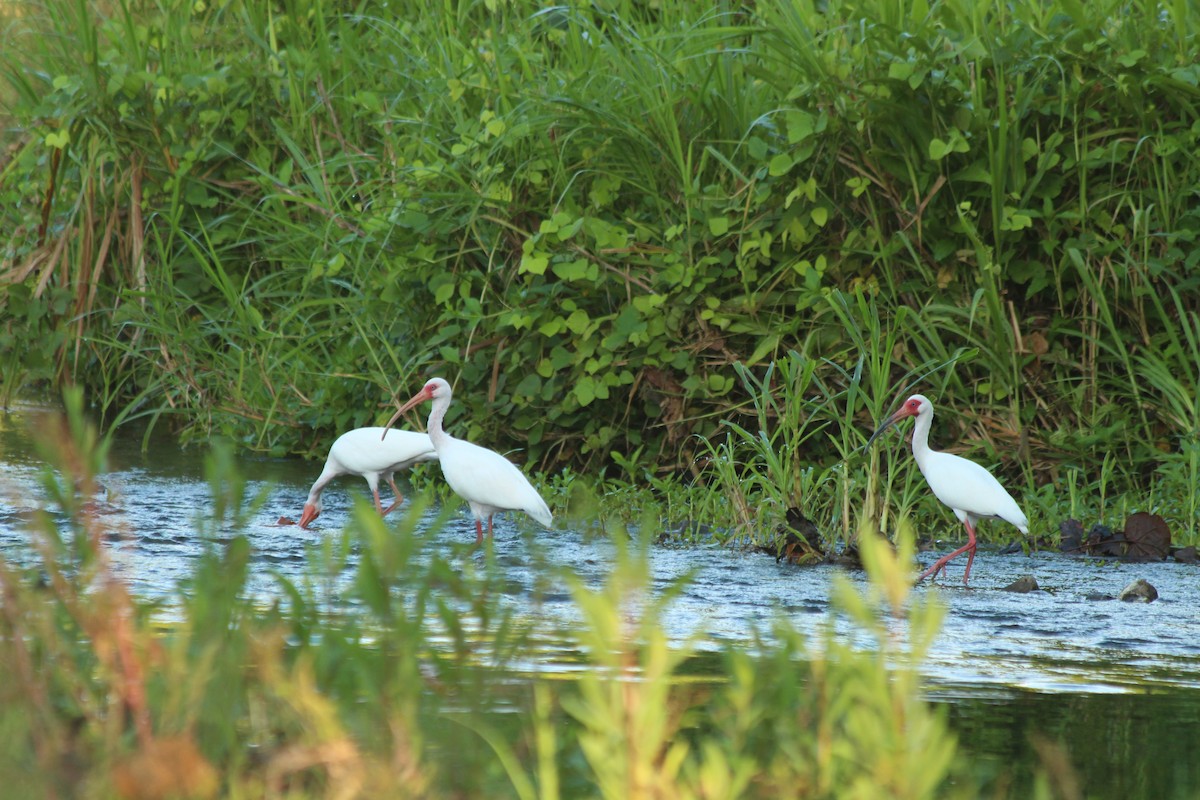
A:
[
  {"xmin": 867, "ymin": 394, "xmax": 1029, "ymax": 585},
  {"xmin": 299, "ymin": 427, "xmax": 437, "ymax": 529},
  {"xmin": 383, "ymin": 377, "xmax": 553, "ymax": 543}
]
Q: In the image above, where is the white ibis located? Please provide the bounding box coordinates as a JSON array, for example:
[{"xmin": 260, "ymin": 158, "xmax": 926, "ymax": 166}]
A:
[
  {"xmin": 298, "ymin": 427, "xmax": 437, "ymax": 529},
  {"xmin": 867, "ymin": 394, "xmax": 1029, "ymax": 585},
  {"xmin": 383, "ymin": 377, "xmax": 553, "ymax": 544}
]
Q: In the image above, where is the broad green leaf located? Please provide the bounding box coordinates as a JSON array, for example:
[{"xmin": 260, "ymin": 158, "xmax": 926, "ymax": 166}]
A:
[
  {"xmin": 574, "ymin": 375, "xmax": 596, "ymax": 407},
  {"xmin": 519, "ymin": 253, "xmax": 549, "ymax": 275},
  {"xmin": 514, "ymin": 373, "xmax": 540, "ymax": 396},
  {"xmin": 565, "ymin": 309, "xmax": 590, "ymax": 334},
  {"xmin": 632, "ymin": 294, "xmax": 665, "ymax": 313},
  {"xmin": 555, "ymin": 216, "xmax": 584, "ymax": 241},
  {"xmin": 538, "ymin": 317, "xmax": 564, "ymax": 337},
  {"xmin": 552, "ymin": 259, "xmax": 589, "ymax": 281},
  {"xmin": 432, "ymin": 277, "xmax": 455, "ymax": 304},
  {"xmin": 785, "ymin": 110, "xmax": 815, "ymax": 144}
]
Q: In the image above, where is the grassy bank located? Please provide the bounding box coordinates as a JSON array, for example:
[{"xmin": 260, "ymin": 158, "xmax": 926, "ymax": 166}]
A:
[{"xmin": 3, "ymin": 0, "xmax": 1200, "ymax": 548}]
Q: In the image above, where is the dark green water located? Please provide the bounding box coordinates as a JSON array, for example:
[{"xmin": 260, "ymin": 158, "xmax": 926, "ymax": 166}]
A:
[
  {"xmin": 944, "ymin": 688, "xmax": 1200, "ymax": 798},
  {"xmin": 3, "ymin": 401, "xmax": 1200, "ymax": 798}
]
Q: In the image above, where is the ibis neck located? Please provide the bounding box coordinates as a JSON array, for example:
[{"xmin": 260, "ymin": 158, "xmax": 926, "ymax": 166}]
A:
[
  {"xmin": 910, "ymin": 409, "xmax": 934, "ymax": 468},
  {"xmin": 426, "ymin": 394, "xmax": 451, "ymax": 449},
  {"xmin": 305, "ymin": 465, "xmax": 336, "ymax": 505}
]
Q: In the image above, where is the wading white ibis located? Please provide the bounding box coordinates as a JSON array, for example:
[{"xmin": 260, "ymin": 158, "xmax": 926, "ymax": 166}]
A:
[
  {"xmin": 299, "ymin": 427, "xmax": 437, "ymax": 529},
  {"xmin": 867, "ymin": 394, "xmax": 1029, "ymax": 585},
  {"xmin": 383, "ymin": 377, "xmax": 553, "ymax": 544}
]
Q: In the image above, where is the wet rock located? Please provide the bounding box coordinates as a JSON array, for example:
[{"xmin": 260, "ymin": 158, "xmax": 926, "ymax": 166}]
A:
[
  {"xmin": 1118, "ymin": 579, "xmax": 1158, "ymax": 603},
  {"xmin": 277, "ymin": 516, "xmax": 296, "ymax": 526},
  {"xmin": 999, "ymin": 541, "xmax": 1024, "ymax": 555},
  {"xmin": 1123, "ymin": 513, "xmax": 1171, "ymax": 561},
  {"xmin": 1173, "ymin": 545, "xmax": 1198, "ymax": 564},
  {"xmin": 1002, "ymin": 575, "xmax": 1039, "ymax": 593},
  {"xmin": 1086, "ymin": 592, "xmax": 1115, "ymax": 602}
]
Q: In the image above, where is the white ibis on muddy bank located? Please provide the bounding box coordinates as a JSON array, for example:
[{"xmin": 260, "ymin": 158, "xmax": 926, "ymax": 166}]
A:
[
  {"xmin": 867, "ymin": 394, "xmax": 1029, "ymax": 585},
  {"xmin": 383, "ymin": 377, "xmax": 553, "ymax": 544},
  {"xmin": 298, "ymin": 427, "xmax": 438, "ymax": 529}
]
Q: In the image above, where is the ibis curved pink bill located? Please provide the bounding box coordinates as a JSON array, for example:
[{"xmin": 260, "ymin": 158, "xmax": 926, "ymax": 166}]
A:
[
  {"xmin": 383, "ymin": 377, "xmax": 553, "ymax": 544},
  {"xmin": 868, "ymin": 394, "xmax": 1029, "ymax": 585},
  {"xmin": 299, "ymin": 427, "xmax": 437, "ymax": 529}
]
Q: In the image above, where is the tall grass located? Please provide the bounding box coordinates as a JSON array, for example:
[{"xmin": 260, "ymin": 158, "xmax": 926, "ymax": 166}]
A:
[{"xmin": 4, "ymin": 0, "xmax": 1200, "ymax": 543}]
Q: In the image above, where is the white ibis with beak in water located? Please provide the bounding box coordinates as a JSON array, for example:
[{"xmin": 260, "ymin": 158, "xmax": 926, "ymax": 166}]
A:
[
  {"xmin": 383, "ymin": 377, "xmax": 553, "ymax": 544},
  {"xmin": 867, "ymin": 394, "xmax": 1029, "ymax": 585},
  {"xmin": 298, "ymin": 427, "xmax": 437, "ymax": 529}
]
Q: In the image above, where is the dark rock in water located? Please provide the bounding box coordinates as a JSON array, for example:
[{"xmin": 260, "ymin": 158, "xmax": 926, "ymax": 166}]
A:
[
  {"xmin": 999, "ymin": 541, "xmax": 1025, "ymax": 555},
  {"xmin": 1173, "ymin": 545, "xmax": 1198, "ymax": 564},
  {"xmin": 1059, "ymin": 519, "xmax": 1085, "ymax": 553},
  {"xmin": 1118, "ymin": 579, "xmax": 1158, "ymax": 603},
  {"xmin": 1123, "ymin": 512, "xmax": 1171, "ymax": 561},
  {"xmin": 1002, "ymin": 575, "xmax": 1039, "ymax": 593},
  {"xmin": 1086, "ymin": 592, "xmax": 1115, "ymax": 601}
]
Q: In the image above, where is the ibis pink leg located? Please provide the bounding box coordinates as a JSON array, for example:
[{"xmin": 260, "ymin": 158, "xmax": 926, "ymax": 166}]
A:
[
  {"xmin": 472, "ymin": 515, "xmax": 496, "ymax": 545},
  {"xmin": 917, "ymin": 519, "xmax": 978, "ymax": 585},
  {"xmin": 380, "ymin": 477, "xmax": 404, "ymax": 516},
  {"xmin": 961, "ymin": 519, "xmax": 978, "ymax": 584}
]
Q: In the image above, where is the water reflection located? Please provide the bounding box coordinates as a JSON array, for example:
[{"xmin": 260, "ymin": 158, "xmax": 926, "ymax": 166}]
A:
[{"xmin": 945, "ymin": 688, "xmax": 1200, "ymax": 799}]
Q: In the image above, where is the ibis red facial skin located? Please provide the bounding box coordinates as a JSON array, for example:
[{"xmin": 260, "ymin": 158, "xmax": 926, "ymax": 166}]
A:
[
  {"xmin": 868, "ymin": 394, "xmax": 1029, "ymax": 585},
  {"xmin": 298, "ymin": 427, "xmax": 437, "ymax": 529},
  {"xmin": 383, "ymin": 377, "xmax": 553, "ymax": 544}
]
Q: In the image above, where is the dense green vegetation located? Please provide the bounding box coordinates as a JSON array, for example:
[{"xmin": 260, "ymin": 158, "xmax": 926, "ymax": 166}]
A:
[
  {"xmin": 4, "ymin": 0, "xmax": 1200, "ymax": 548},
  {"xmin": 3, "ymin": 2, "xmax": 1199, "ymax": 794}
]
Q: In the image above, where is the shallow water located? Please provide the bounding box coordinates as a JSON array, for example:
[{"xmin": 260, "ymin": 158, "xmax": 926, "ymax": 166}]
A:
[{"xmin": 3, "ymin": 402, "xmax": 1200, "ymax": 797}]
